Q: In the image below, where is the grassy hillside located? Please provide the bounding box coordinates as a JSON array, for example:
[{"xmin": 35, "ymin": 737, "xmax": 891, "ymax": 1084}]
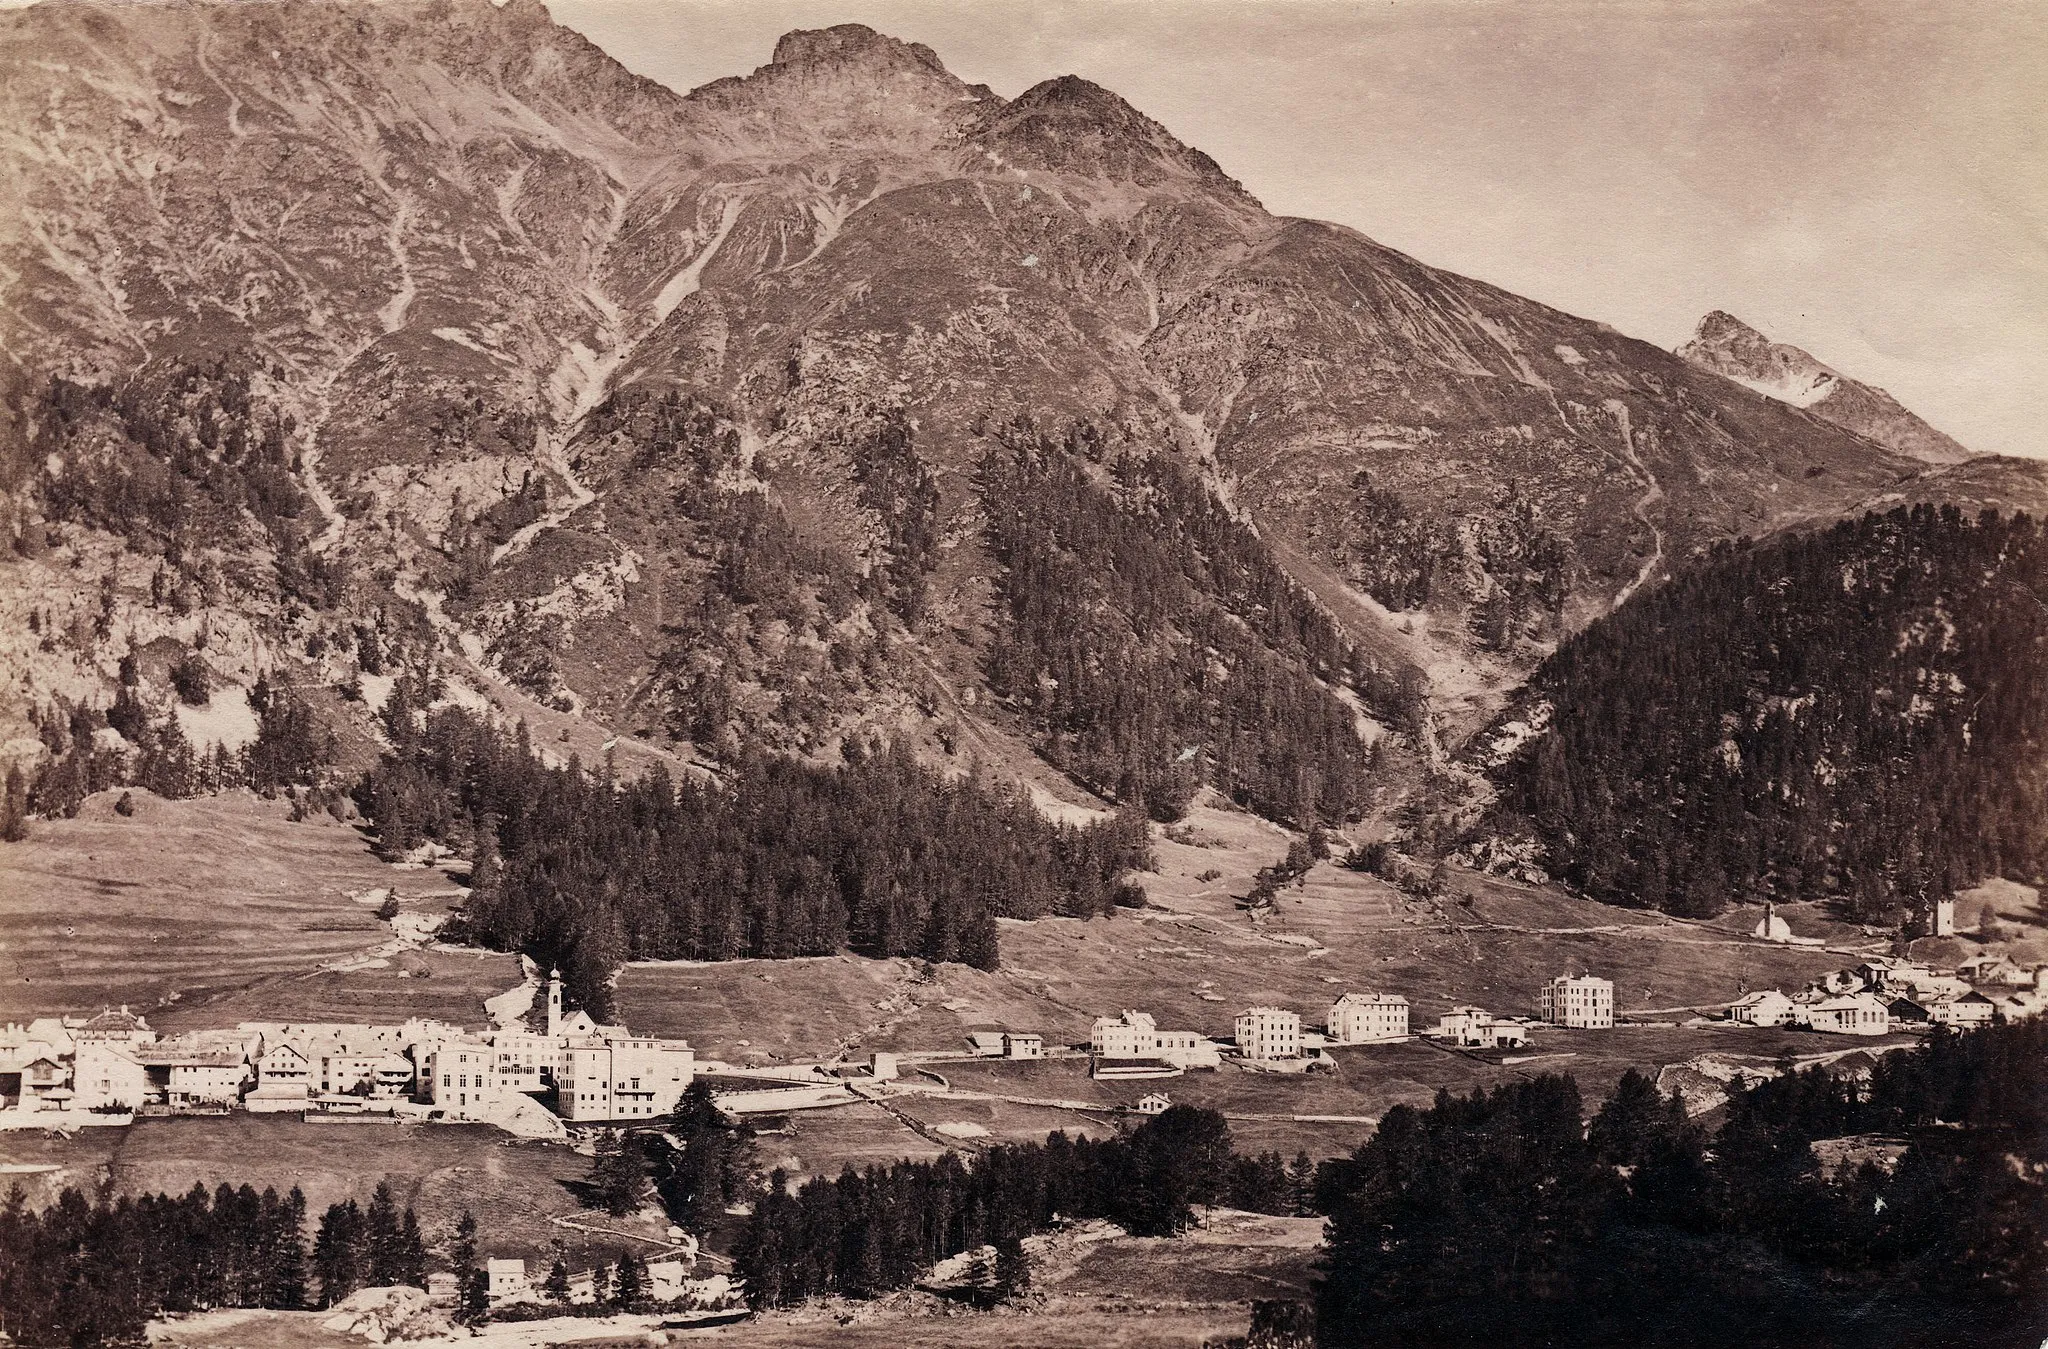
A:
[{"xmin": 0, "ymin": 789, "xmax": 496, "ymax": 1023}]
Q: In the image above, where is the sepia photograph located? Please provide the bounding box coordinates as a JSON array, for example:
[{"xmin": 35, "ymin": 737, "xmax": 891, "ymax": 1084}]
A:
[{"xmin": 0, "ymin": 1, "xmax": 2043, "ymax": 1345}]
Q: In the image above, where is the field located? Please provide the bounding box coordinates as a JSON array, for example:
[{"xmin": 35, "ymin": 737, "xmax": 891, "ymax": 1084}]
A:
[
  {"xmin": 0, "ymin": 1113, "xmax": 664, "ymax": 1267},
  {"xmin": 0, "ymin": 788, "xmax": 520, "ymax": 1027}
]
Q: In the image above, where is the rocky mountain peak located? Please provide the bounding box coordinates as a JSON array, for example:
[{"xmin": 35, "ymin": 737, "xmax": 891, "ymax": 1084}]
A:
[
  {"xmin": 1691, "ymin": 309, "xmax": 1762, "ymax": 343},
  {"xmin": 769, "ymin": 24, "xmax": 948, "ymax": 78},
  {"xmin": 683, "ymin": 22, "xmax": 990, "ymax": 156},
  {"xmin": 971, "ymin": 74, "xmax": 1257, "ymax": 204},
  {"xmin": 1678, "ymin": 311, "xmax": 1973, "ymax": 465}
]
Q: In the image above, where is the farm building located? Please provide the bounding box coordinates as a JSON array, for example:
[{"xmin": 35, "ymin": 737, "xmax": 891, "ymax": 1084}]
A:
[
  {"xmin": 1136, "ymin": 1091, "xmax": 1172, "ymax": 1115},
  {"xmin": 1958, "ymin": 954, "xmax": 2039, "ymax": 988},
  {"xmin": 135, "ymin": 1041, "xmax": 249, "ymax": 1106}
]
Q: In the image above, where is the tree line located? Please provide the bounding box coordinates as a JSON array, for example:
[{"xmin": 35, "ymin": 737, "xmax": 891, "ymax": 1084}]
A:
[
  {"xmin": 733, "ymin": 1103, "xmax": 1314, "ymax": 1308},
  {"xmin": 980, "ymin": 423, "xmax": 1401, "ymax": 827},
  {"xmin": 0, "ymin": 1182, "xmax": 310, "ymax": 1347},
  {"xmin": 354, "ymin": 694, "xmax": 1153, "ymax": 1016},
  {"xmin": 16, "ymin": 671, "xmax": 335, "ymax": 829},
  {"xmin": 1315, "ymin": 1020, "xmax": 2048, "ymax": 1347},
  {"xmin": 1490, "ymin": 506, "xmax": 2048, "ymax": 921}
]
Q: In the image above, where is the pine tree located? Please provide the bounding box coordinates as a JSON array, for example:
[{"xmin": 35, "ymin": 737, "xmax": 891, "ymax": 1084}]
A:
[
  {"xmin": 450, "ymin": 1209, "xmax": 489, "ymax": 1326},
  {"xmin": 268, "ymin": 1187, "xmax": 309, "ymax": 1309},
  {"xmin": 992, "ymin": 1235, "xmax": 1030, "ymax": 1304},
  {"xmin": 591, "ymin": 1132, "xmax": 650, "ymax": 1217},
  {"xmin": 612, "ymin": 1251, "xmax": 643, "ymax": 1307},
  {"xmin": 542, "ymin": 1240, "xmax": 570, "ymax": 1303},
  {"xmin": 364, "ymin": 1182, "xmax": 400, "ymax": 1285},
  {"xmin": 394, "ymin": 1209, "xmax": 427, "ymax": 1289},
  {"xmin": 311, "ymin": 1200, "xmax": 364, "ymax": 1307}
]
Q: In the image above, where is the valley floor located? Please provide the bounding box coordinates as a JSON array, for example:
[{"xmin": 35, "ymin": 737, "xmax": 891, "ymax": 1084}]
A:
[{"xmin": 2, "ymin": 791, "xmax": 1949, "ymax": 1175}]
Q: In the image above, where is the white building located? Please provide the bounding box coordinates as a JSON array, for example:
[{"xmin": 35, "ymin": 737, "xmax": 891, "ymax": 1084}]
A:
[
  {"xmin": 135, "ymin": 1041, "xmax": 249, "ymax": 1106},
  {"xmin": 246, "ymin": 1039, "xmax": 313, "ymax": 1112},
  {"xmin": 1432, "ymin": 1006, "xmax": 1528, "ymax": 1049},
  {"xmin": 1234, "ymin": 1007, "xmax": 1302, "ymax": 1061},
  {"xmin": 1002, "ymin": 1033, "xmax": 1042, "ymax": 1060},
  {"xmin": 1327, "ymin": 992, "xmax": 1409, "ymax": 1044},
  {"xmin": 307, "ymin": 1039, "xmax": 384, "ymax": 1096},
  {"xmin": 1802, "ymin": 993, "xmax": 1889, "ymax": 1036},
  {"xmin": 486, "ymin": 1257, "xmax": 531, "ymax": 1304},
  {"xmin": 1926, "ymin": 991, "xmax": 1997, "ymax": 1029},
  {"xmin": 557, "ymin": 1035, "xmax": 695, "ymax": 1122},
  {"xmin": 1, "ymin": 1020, "xmax": 77, "ymax": 1114},
  {"xmin": 73, "ymin": 1041, "xmax": 149, "ymax": 1110},
  {"xmin": 426, "ymin": 1038, "xmax": 506, "ymax": 1120},
  {"xmin": 1136, "ymin": 1091, "xmax": 1172, "ymax": 1115},
  {"xmin": 73, "ymin": 1007, "xmax": 157, "ymax": 1051},
  {"xmin": 1089, "ymin": 1011, "xmax": 1220, "ymax": 1067},
  {"xmin": 1540, "ymin": 974, "xmax": 1614, "ymax": 1029},
  {"xmin": 487, "ymin": 1027, "xmax": 556, "ymax": 1094},
  {"xmin": 1727, "ymin": 990, "xmax": 1795, "ymax": 1027}
]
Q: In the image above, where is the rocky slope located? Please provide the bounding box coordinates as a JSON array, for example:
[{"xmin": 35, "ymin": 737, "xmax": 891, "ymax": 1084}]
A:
[
  {"xmin": 4, "ymin": 0, "xmax": 2042, "ymax": 816},
  {"xmin": 1677, "ymin": 310, "xmax": 1974, "ymax": 466}
]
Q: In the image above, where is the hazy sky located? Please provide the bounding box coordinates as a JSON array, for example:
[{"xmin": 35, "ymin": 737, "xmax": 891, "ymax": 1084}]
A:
[{"xmin": 549, "ymin": 0, "xmax": 2048, "ymax": 460}]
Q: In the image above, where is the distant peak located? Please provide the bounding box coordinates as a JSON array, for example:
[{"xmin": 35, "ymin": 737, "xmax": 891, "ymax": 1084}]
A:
[
  {"xmin": 1691, "ymin": 310, "xmax": 1764, "ymax": 343},
  {"xmin": 1016, "ymin": 74, "xmax": 1126, "ymax": 110},
  {"xmin": 770, "ymin": 24, "xmax": 948, "ymax": 76}
]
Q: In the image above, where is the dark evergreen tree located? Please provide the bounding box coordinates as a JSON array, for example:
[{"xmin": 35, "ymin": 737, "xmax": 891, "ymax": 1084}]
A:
[{"xmin": 311, "ymin": 1200, "xmax": 365, "ymax": 1307}]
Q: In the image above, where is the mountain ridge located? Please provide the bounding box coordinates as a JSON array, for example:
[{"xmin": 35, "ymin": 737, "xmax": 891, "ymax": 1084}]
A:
[
  {"xmin": 4, "ymin": 0, "xmax": 2044, "ymax": 830},
  {"xmin": 1677, "ymin": 309, "xmax": 1974, "ymax": 466}
]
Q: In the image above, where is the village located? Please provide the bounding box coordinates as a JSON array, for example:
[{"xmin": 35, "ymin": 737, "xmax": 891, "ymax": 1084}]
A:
[
  {"xmin": 3, "ymin": 880, "xmax": 2043, "ymax": 1327},
  {"xmin": 6, "ymin": 928, "xmax": 2040, "ymax": 1130}
]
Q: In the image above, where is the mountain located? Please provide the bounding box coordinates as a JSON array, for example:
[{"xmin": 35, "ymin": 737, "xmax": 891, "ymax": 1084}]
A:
[
  {"xmin": 1478, "ymin": 506, "xmax": 2048, "ymax": 923},
  {"xmin": 4, "ymin": 0, "xmax": 2045, "ymax": 831},
  {"xmin": 1677, "ymin": 310, "xmax": 1974, "ymax": 466}
]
